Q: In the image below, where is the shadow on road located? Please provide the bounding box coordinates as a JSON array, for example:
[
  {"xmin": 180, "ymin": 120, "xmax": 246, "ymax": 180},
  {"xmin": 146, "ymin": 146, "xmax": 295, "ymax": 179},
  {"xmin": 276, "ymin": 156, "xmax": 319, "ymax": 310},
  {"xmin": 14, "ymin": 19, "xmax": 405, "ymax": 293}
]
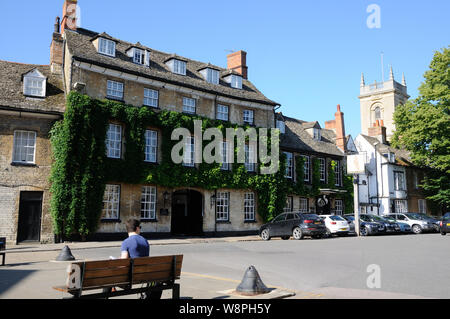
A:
[{"xmin": 0, "ymin": 269, "xmax": 36, "ymax": 296}]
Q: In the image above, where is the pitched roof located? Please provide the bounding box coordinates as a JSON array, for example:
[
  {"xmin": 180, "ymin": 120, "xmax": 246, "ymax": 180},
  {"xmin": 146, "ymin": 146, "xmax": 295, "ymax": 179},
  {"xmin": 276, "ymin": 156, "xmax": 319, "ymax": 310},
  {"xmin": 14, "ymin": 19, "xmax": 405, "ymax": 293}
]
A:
[
  {"xmin": 0, "ymin": 60, "xmax": 65, "ymax": 114},
  {"xmin": 280, "ymin": 115, "xmax": 344, "ymax": 157},
  {"xmin": 65, "ymin": 28, "xmax": 279, "ymax": 107},
  {"xmin": 360, "ymin": 134, "xmax": 413, "ymax": 166}
]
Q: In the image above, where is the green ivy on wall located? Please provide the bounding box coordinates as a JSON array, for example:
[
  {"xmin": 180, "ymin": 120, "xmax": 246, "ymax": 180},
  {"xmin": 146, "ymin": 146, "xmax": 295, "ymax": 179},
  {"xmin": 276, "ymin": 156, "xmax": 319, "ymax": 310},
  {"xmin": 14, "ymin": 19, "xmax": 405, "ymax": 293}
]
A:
[{"xmin": 50, "ymin": 92, "xmax": 289, "ymax": 238}]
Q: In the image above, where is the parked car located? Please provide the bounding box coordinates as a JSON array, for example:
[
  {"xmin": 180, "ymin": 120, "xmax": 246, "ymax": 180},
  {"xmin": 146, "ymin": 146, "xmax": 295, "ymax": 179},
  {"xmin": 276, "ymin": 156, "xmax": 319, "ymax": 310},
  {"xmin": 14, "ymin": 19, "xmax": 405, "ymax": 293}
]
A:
[
  {"xmin": 343, "ymin": 214, "xmax": 385, "ymax": 236},
  {"xmin": 415, "ymin": 213, "xmax": 440, "ymax": 232},
  {"xmin": 440, "ymin": 213, "xmax": 450, "ymax": 236},
  {"xmin": 385, "ymin": 213, "xmax": 435, "ymax": 234},
  {"xmin": 366, "ymin": 215, "xmax": 401, "ymax": 234},
  {"xmin": 341, "ymin": 215, "xmax": 357, "ymax": 235},
  {"xmin": 259, "ymin": 212, "xmax": 327, "ymax": 240},
  {"xmin": 382, "ymin": 215, "xmax": 411, "ymax": 233},
  {"xmin": 319, "ymin": 215, "xmax": 350, "ymax": 237}
]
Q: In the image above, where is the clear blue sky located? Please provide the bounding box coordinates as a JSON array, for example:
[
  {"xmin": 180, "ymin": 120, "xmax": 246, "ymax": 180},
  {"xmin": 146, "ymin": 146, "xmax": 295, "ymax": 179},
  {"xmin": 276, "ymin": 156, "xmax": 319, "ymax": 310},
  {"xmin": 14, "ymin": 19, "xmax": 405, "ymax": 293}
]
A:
[{"xmin": 0, "ymin": 0, "xmax": 448, "ymax": 138}]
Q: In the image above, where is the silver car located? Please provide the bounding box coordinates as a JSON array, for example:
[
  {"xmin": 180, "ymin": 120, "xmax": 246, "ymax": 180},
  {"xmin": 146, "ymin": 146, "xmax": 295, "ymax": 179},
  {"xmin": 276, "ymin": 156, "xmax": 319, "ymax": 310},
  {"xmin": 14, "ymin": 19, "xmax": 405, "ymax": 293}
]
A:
[
  {"xmin": 386, "ymin": 213, "xmax": 434, "ymax": 234},
  {"xmin": 383, "ymin": 215, "xmax": 411, "ymax": 233}
]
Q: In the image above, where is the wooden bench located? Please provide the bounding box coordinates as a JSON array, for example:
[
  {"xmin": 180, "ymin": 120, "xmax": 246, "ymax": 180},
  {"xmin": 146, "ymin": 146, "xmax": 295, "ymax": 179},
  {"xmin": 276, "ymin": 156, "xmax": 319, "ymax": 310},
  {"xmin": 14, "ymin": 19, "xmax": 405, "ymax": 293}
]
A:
[
  {"xmin": 53, "ymin": 255, "xmax": 183, "ymax": 299},
  {"xmin": 0, "ymin": 237, "xmax": 5, "ymax": 266}
]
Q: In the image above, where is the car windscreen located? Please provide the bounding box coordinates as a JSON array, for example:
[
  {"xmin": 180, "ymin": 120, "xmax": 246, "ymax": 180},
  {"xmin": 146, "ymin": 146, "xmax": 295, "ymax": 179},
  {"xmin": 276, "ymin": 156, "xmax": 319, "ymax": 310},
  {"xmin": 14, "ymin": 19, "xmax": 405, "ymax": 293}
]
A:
[
  {"xmin": 302, "ymin": 214, "xmax": 320, "ymax": 220},
  {"xmin": 329, "ymin": 216, "xmax": 345, "ymax": 221},
  {"xmin": 383, "ymin": 216, "xmax": 396, "ymax": 222},
  {"xmin": 344, "ymin": 216, "xmax": 355, "ymax": 221},
  {"xmin": 369, "ymin": 215, "xmax": 385, "ymax": 222},
  {"xmin": 405, "ymin": 213, "xmax": 422, "ymax": 220},
  {"xmin": 359, "ymin": 215, "xmax": 371, "ymax": 222}
]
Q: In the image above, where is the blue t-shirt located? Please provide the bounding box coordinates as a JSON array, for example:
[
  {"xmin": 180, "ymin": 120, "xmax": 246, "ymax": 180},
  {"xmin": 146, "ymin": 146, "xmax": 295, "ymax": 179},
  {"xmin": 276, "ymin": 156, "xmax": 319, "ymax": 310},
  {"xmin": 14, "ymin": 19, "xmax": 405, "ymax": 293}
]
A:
[{"xmin": 121, "ymin": 234, "xmax": 149, "ymax": 258}]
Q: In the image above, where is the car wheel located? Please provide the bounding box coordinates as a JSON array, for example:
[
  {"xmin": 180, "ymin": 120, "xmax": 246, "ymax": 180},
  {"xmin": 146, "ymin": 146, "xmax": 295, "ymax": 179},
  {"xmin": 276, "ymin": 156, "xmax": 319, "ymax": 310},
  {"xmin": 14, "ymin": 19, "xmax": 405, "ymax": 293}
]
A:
[
  {"xmin": 281, "ymin": 236, "xmax": 290, "ymax": 240},
  {"xmin": 293, "ymin": 227, "xmax": 303, "ymax": 240},
  {"xmin": 260, "ymin": 229, "xmax": 271, "ymax": 241},
  {"xmin": 325, "ymin": 228, "xmax": 332, "ymax": 238},
  {"xmin": 412, "ymin": 225, "xmax": 422, "ymax": 234},
  {"xmin": 360, "ymin": 227, "xmax": 369, "ymax": 236},
  {"xmin": 441, "ymin": 232, "xmax": 447, "ymax": 236}
]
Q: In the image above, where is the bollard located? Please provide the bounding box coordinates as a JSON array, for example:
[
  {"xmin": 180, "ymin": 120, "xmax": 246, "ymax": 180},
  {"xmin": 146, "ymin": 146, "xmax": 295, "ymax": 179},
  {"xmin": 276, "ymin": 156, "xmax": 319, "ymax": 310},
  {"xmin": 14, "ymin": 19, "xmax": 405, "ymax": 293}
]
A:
[
  {"xmin": 235, "ymin": 266, "xmax": 271, "ymax": 296},
  {"xmin": 55, "ymin": 245, "xmax": 76, "ymax": 261}
]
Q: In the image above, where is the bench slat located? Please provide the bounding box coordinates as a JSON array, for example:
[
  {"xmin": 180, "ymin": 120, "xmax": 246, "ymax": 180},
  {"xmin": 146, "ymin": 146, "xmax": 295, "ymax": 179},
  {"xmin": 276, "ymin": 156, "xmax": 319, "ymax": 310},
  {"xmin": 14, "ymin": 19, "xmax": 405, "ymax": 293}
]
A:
[
  {"xmin": 133, "ymin": 262, "xmax": 182, "ymax": 275},
  {"xmin": 133, "ymin": 255, "xmax": 183, "ymax": 266},
  {"xmin": 133, "ymin": 270, "xmax": 176, "ymax": 284},
  {"xmin": 81, "ymin": 259, "xmax": 130, "ymax": 270},
  {"xmin": 83, "ymin": 275, "xmax": 130, "ymax": 288},
  {"xmin": 83, "ymin": 266, "xmax": 130, "ymax": 279}
]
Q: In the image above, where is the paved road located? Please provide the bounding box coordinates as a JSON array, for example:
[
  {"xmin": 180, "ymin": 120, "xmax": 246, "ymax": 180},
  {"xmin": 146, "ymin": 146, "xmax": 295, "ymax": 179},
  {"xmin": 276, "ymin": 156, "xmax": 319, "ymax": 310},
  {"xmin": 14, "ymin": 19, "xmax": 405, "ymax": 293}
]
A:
[{"xmin": 1, "ymin": 233, "xmax": 449, "ymax": 299}]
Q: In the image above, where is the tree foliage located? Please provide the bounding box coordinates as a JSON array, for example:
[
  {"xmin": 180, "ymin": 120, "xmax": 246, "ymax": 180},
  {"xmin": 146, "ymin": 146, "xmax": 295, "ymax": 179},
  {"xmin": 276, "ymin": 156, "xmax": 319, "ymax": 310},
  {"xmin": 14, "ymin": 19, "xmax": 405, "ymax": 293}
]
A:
[{"xmin": 392, "ymin": 46, "xmax": 450, "ymax": 208}]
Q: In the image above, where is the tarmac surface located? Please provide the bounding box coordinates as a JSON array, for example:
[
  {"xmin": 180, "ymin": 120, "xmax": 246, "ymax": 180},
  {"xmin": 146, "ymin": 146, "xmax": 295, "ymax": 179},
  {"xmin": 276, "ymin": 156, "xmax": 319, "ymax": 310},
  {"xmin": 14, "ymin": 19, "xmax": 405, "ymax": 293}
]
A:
[{"xmin": 0, "ymin": 234, "xmax": 446, "ymax": 299}]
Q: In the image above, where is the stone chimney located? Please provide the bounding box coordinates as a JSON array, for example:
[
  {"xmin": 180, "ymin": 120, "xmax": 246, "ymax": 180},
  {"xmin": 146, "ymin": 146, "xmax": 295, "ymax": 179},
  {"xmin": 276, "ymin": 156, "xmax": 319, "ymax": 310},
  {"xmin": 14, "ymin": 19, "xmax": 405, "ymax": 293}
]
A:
[
  {"xmin": 368, "ymin": 120, "xmax": 387, "ymax": 144},
  {"xmin": 61, "ymin": 0, "xmax": 78, "ymax": 34},
  {"xmin": 227, "ymin": 50, "xmax": 248, "ymax": 79},
  {"xmin": 325, "ymin": 104, "xmax": 346, "ymax": 152},
  {"xmin": 50, "ymin": 17, "xmax": 63, "ymax": 74}
]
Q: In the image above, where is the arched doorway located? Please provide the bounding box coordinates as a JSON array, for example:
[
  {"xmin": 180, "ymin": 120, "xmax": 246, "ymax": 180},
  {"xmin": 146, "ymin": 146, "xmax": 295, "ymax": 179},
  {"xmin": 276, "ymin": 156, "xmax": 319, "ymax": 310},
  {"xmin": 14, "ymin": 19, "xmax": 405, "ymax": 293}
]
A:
[{"xmin": 171, "ymin": 189, "xmax": 203, "ymax": 235}]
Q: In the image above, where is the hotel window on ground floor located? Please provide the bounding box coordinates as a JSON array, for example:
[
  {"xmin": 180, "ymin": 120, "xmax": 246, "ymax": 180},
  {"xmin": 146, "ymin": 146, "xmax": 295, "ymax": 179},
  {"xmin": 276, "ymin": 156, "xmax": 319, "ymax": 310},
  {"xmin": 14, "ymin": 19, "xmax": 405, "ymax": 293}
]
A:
[
  {"xmin": 216, "ymin": 192, "xmax": 230, "ymax": 221},
  {"xmin": 394, "ymin": 200, "xmax": 408, "ymax": 213},
  {"xmin": 244, "ymin": 193, "xmax": 255, "ymax": 221},
  {"xmin": 102, "ymin": 185, "xmax": 120, "ymax": 220},
  {"xmin": 284, "ymin": 196, "xmax": 293, "ymax": 212},
  {"xmin": 141, "ymin": 186, "xmax": 157, "ymax": 220},
  {"xmin": 299, "ymin": 198, "xmax": 309, "ymax": 213},
  {"xmin": 418, "ymin": 199, "xmax": 427, "ymax": 214},
  {"xmin": 335, "ymin": 200, "xmax": 344, "ymax": 215}
]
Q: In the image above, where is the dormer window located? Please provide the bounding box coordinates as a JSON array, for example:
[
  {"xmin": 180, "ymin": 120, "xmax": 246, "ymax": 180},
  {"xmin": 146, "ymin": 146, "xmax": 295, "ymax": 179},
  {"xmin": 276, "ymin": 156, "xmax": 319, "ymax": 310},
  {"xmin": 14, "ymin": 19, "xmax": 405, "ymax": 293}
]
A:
[
  {"xmin": 231, "ymin": 75, "xmax": 242, "ymax": 89},
  {"xmin": 98, "ymin": 38, "xmax": 116, "ymax": 57},
  {"xmin": 23, "ymin": 69, "xmax": 46, "ymax": 98},
  {"xmin": 313, "ymin": 128, "xmax": 321, "ymax": 141},
  {"xmin": 166, "ymin": 57, "xmax": 187, "ymax": 75},
  {"xmin": 276, "ymin": 120, "xmax": 285, "ymax": 134},
  {"xmin": 199, "ymin": 67, "xmax": 219, "ymax": 84},
  {"xmin": 126, "ymin": 45, "xmax": 150, "ymax": 66}
]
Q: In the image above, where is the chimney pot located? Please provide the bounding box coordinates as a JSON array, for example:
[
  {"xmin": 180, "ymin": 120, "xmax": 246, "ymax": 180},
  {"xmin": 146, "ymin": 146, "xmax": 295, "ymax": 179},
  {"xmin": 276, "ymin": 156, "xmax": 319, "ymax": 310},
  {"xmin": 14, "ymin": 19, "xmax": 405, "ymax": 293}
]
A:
[{"xmin": 61, "ymin": 0, "xmax": 78, "ymax": 34}]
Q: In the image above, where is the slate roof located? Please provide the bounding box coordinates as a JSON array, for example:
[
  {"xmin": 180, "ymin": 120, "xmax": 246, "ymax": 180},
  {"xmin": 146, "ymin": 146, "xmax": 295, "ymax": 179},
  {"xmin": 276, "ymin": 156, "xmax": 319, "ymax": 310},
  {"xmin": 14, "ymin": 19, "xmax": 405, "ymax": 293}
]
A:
[
  {"xmin": 0, "ymin": 60, "xmax": 65, "ymax": 114},
  {"xmin": 360, "ymin": 134, "xmax": 413, "ymax": 166},
  {"xmin": 278, "ymin": 113, "xmax": 344, "ymax": 157},
  {"xmin": 65, "ymin": 28, "xmax": 279, "ymax": 107}
]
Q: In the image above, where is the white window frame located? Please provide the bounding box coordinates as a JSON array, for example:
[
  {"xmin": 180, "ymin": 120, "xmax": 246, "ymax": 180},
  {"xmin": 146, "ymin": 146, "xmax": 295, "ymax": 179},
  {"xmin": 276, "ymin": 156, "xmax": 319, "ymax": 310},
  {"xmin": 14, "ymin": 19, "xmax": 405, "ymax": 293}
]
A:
[
  {"xmin": 395, "ymin": 200, "xmax": 408, "ymax": 213},
  {"xmin": 183, "ymin": 136, "xmax": 195, "ymax": 167},
  {"xmin": 12, "ymin": 130, "xmax": 37, "ymax": 164},
  {"xmin": 284, "ymin": 152, "xmax": 293, "ymax": 179},
  {"xmin": 313, "ymin": 128, "xmax": 321, "ymax": 141},
  {"xmin": 284, "ymin": 196, "xmax": 293, "ymax": 212},
  {"xmin": 221, "ymin": 141, "xmax": 230, "ymax": 171},
  {"xmin": 173, "ymin": 59, "xmax": 187, "ymax": 75},
  {"xmin": 99, "ymin": 38, "xmax": 116, "ymax": 57},
  {"xmin": 335, "ymin": 199, "xmax": 344, "ymax": 215},
  {"xmin": 107, "ymin": 80, "xmax": 124, "ymax": 100},
  {"xmin": 206, "ymin": 68, "xmax": 220, "ymax": 84},
  {"xmin": 245, "ymin": 143, "xmax": 256, "ymax": 172},
  {"xmin": 394, "ymin": 171, "xmax": 406, "ymax": 191},
  {"xmin": 133, "ymin": 48, "xmax": 146, "ymax": 65},
  {"xmin": 418, "ymin": 199, "xmax": 427, "ymax": 214},
  {"xmin": 216, "ymin": 192, "xmax": 230, "ymax": 221},
  {"xmin": 216, "ymin": 104, "xmax": 229, "ymax": 121},
  {"xmin": 335, "ymin": 160, "xmax": 341, "ymax": 186},
  {"xmin": 183, "ymin": 97, "xmax": 196, "ymax": 114},
  {"xmin": 244, "ymin": 193, "xmax": 256, "ymax": 221},
  {"xmin": 106, "ymin": 124, "xmax": 122, "ymax": 159},
  {"xmin": 243, "ymin": 110, "xmax": 254, "ymax": 125},
  {"xmin": 299, "ymin": 198, "xmax": 309, "ymax": 213},
  {"xmin": 231, "ymin": 75, "xmax": 242, "ymax": 89},
  {"xmin": 145, "ymin": 130, "xmax": 158, "ymax": 163},
  {"xmin": 102, "ymin": 184, "xmax": 120, "ymax": 220},
  {"xmin": 302, "ymin": 155, "xmax": 310, "ymax": 182},
  {"xmin": 143, "ymin": 88, "xmax": 159, "ymax": 108},
  {"xmin": 141, "ymin": 186, "xmax": 157, "ymax": 220},
  {"xmin": 319, "ymin": 158, "xmax": 326, "ymax": 182},
  {"xmin": 23, "ymin": 76, "xmax": 46, "ymax": 97}
]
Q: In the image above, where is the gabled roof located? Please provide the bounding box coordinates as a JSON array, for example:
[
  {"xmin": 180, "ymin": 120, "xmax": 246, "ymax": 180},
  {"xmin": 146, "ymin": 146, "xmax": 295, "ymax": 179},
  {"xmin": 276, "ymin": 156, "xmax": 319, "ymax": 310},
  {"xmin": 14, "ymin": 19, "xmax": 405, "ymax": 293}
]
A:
[
  {"xmin": 280, "ymin": 115, "xmax": 344, "ymax": 157},
  {"xmin": 65, "ymin": 28, "xmax": 279, "ymax": 107},
  {"xmin": 360, "ymin": 134, "xmax": 413, "ymax": 166},
  {"xmin": 0, "ymin": 60, "xmax": 65, "ymax": 114}
]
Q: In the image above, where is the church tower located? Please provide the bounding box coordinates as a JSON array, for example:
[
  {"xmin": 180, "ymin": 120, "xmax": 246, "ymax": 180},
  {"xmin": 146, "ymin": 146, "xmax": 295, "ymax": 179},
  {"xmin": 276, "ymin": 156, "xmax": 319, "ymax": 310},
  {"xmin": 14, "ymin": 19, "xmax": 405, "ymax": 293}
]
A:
[{"xmin": 359, "ymin": 67, "xmax": 409, "ymax": 141}]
